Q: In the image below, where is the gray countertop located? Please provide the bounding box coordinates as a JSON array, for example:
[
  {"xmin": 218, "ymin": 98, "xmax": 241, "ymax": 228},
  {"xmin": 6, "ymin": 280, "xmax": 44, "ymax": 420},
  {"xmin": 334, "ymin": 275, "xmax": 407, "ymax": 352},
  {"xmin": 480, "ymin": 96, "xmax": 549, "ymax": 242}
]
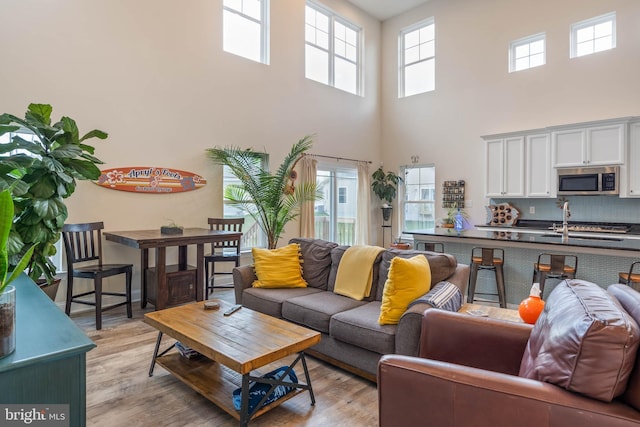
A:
[{"xmin": 408, "ymin": 227, "xmax": 640, "ymax": 253}]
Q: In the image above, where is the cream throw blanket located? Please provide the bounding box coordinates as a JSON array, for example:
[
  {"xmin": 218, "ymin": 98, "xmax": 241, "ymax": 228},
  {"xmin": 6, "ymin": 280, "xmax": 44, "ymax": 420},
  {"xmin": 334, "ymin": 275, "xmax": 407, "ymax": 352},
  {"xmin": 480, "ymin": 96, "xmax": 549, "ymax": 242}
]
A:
[{"xmin": 334, "ymin": 245, "xmax": 385, "ymax": 300}]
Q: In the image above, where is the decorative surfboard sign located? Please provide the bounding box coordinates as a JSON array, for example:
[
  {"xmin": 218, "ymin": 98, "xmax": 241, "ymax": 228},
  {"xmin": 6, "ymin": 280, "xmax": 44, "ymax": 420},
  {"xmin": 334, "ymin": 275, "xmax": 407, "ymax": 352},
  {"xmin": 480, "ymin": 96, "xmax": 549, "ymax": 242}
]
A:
[{"xmin": 95, "ymin": 167, "xmax": 207, "ymax": 193}]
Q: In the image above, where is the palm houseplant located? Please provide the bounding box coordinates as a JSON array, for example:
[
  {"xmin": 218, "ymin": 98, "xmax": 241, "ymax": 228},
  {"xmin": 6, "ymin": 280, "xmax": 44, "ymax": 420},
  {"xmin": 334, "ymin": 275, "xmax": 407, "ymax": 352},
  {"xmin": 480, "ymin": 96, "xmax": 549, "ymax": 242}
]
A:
[
  {"xmin": 371, "ymin": 166, "xmax": 403, "ymax": 222},
  {"xmin": 0, "ymin": 189, "xmax": 35, "ymax": 357},
  {"xmin": 206, "ymin": 136, "xmax": 320, "ymax": 249},
  {"xmin": 0, "ymin": 103, "xmax": 107, "ymax": 298}
]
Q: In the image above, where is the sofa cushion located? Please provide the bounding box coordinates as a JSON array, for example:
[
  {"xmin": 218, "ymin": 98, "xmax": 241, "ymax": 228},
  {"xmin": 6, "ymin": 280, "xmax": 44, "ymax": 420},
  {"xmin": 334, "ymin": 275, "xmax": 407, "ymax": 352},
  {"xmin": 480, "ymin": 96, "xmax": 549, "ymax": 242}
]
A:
[
  {"xmin": 379, "ymin": 255, "xmax": 432, "ymax": 325},
  {"xmin": 252, "ymin": 244, "xmax": 307, "ymax": 288},
  {"xmin": 608, "ymin": 284, "xmax": 640, "ymax": 411},
  {"xmin": 519, "ymin": 279, "xmax": 640, "ymax": 402},
  {"xmin": 289, "ymin": 238, "xmax": 337, "ymax": 290},
  {"xmin": 282, "ymin": 291, "xmax": 366, "ymax": 334},
  {"xmin": 327, "ymin": 245, "xmax": 382, "ymax": 302},
  {"xmin": 330, "ymin": 302, "xmax": 397, "ymax": 355},
  {"xmin": 376, "ymin": 250, "xmax": 457, "ymax": 301},
  {"xmin": 242, "ymin": 287, "xmax": 323, "ymax": 318}
]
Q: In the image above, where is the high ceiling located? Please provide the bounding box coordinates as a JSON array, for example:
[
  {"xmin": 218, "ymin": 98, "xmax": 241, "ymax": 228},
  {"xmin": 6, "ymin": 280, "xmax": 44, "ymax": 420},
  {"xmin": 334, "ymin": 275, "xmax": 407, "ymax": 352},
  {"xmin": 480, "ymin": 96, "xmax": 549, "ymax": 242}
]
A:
[{"xmin": 346, "ymin": 0, "xmax": 430, "ymax": 21}]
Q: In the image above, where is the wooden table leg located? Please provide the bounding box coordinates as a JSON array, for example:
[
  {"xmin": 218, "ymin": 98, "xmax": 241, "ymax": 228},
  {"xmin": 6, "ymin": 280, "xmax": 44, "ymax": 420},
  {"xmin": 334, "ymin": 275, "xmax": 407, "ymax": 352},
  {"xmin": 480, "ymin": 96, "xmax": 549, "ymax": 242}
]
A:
[
  {"xmin": 141, "ymin": 248, "xmax": 149, "ymax": 309},
  {"xmin": 178, "ymin": 245, "xmax": 187, "ymax": 270},
  {"xmin": 156, "ymin": 247, "xmax": 167, "ymax": 310},
  {"xmin": 196, "ymin": 243, "xmax": 204, "ymax": 302}
]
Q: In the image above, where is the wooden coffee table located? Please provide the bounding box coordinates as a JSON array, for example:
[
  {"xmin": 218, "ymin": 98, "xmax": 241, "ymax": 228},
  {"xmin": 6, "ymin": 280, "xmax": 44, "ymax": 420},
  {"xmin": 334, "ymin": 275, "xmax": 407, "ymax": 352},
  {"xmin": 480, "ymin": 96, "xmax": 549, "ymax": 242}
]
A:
[{"xmin": 144, "ymin": 300, "xmax": 321, "ymax": 426}]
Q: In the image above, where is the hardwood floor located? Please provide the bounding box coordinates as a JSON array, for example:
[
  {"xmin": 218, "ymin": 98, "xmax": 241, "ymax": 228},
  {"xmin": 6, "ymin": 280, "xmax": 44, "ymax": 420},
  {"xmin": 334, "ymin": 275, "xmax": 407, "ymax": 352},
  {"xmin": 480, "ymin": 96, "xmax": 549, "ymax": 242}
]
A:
[{"xmin": 73, "ymin": 289, "xmax": 378, "ymax": 426}]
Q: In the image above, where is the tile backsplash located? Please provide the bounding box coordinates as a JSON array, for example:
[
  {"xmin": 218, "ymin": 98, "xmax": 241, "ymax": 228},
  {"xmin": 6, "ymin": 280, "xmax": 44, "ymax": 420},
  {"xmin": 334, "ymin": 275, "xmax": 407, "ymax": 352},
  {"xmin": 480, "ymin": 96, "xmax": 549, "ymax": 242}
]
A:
[{"xmin": 491, "ymin": 196, "xmax": 640, "ymax": 224}]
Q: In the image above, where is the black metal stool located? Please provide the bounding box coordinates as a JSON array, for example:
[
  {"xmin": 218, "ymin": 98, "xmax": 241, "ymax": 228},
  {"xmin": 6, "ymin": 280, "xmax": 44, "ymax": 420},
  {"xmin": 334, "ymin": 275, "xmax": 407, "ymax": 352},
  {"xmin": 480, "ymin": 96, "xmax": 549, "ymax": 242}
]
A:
[
  {"xmin": 468, "ymin": 247, "xmax": 506, "ymax": 308},
  {"xmin": 618, "ymin": 261, "xmax": 640, "ymax": 288},
  {"xmin": 532, "ymin": 253, "xmax": 578, "ymax": 298}
]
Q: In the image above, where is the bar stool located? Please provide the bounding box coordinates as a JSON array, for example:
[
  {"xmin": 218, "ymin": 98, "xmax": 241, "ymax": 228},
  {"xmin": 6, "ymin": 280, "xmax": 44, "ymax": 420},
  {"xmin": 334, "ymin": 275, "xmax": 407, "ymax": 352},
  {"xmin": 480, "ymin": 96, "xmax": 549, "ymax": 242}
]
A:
[
  {"xmin": 415, "ymin": 241, "xmax": 444, "ymax": 253},
  {"xmin": 468, "ymin": 247, "xmax": 506, "ymax": 308},
  {"xmin": 532, "ymin": 253, "xmax": 578, "ymax": 298},
  {"xmin": 618, "ymin": 261, "xmax": 640, "ymax": 288}
]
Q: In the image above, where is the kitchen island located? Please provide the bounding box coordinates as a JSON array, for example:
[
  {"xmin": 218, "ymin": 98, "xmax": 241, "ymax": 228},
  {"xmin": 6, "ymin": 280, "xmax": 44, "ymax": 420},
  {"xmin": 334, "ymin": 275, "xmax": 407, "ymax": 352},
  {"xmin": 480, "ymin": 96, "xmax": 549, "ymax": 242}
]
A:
[{"xmin": 409, "ymin": 226, "xmax": 640, "ymax": 306}]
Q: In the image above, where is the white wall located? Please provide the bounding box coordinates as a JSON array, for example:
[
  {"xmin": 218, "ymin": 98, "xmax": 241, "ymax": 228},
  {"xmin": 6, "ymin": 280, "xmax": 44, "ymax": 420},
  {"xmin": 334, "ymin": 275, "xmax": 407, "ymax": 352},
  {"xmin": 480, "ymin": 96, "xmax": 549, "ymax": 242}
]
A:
[
  {"xmin": 381, "ymin": 0, "xmax": 640, "ymax": 226},
  {"xmin": 0, "ymin": 0, "xmax": 381, "ymax": 302}
]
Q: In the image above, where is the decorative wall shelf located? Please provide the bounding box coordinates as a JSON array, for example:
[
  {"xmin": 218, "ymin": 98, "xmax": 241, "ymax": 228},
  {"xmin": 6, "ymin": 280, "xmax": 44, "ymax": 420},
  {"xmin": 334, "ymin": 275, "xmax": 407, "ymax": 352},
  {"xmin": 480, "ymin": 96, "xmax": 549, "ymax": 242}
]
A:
[{"xmin": 442, "ymin": 180, "xmax": 465, "ymax": 208}]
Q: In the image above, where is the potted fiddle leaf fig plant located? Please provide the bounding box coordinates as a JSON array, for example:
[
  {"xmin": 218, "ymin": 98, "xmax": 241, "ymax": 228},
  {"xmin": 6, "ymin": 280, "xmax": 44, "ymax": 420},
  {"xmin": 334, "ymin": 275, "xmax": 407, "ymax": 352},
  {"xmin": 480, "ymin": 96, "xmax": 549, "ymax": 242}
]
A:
[
  {"xmin": 371, "ymin": 166, "xmax": 403, "ymax": 222},
  {"xmin": 0, "ymin": 103, "xmax": 107, "ymax": 299},
  {"xmin": 0, "ymin": 189, "xmax": 35, "ymax": 357}
]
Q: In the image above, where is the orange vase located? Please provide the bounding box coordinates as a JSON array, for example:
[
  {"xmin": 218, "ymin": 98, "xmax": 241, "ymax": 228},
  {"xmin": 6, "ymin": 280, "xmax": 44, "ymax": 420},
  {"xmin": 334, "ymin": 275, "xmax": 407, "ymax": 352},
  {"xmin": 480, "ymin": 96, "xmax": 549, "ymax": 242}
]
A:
[{"xmin": 519, "ymin": 295, "xmax": 545, "ymax": 324}]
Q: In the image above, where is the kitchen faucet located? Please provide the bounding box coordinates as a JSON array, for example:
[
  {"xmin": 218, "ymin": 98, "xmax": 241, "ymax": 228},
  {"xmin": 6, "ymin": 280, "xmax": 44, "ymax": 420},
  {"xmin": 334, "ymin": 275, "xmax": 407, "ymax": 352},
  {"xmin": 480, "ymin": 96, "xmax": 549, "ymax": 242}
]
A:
[{"xmin": 562, "ymin": 201, "xmax": 571, "ymax": 240}]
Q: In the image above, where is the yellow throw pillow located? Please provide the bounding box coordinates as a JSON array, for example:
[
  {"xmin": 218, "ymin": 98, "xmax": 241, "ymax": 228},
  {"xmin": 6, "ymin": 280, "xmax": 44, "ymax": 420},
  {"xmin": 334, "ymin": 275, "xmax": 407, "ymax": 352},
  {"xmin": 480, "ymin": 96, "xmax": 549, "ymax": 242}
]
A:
[
  {"xmin": 252, "ymin": 243, "xmax": 308, "ymax": 288},
  {"xmin": 379, "ymin": 255, "xmax": 432, "ymax": 325}
]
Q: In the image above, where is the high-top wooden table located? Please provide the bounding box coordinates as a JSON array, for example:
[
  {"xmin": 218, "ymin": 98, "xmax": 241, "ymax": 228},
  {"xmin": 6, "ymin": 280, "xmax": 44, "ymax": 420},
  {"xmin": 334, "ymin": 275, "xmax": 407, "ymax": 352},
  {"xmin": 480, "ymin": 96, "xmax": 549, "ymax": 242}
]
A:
[
  {"xmin": 104, "ymin": 228, "xmax": 241, "ymax": 310},
  {"xmin": 144, "ymin": 299, "xmax": 321, "ymax": 426}
]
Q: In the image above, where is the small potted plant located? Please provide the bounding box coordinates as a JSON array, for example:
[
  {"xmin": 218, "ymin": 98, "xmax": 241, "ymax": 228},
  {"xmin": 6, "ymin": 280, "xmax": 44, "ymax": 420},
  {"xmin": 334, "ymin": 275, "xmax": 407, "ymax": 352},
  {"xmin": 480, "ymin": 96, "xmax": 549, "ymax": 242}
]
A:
[
  {"xmin": 441, "ymin": 207, "xmax": 469, "ymax": 229},
  {"xmin": 371, "ymin": 166, "xmax": 403, "ymax": 222}
]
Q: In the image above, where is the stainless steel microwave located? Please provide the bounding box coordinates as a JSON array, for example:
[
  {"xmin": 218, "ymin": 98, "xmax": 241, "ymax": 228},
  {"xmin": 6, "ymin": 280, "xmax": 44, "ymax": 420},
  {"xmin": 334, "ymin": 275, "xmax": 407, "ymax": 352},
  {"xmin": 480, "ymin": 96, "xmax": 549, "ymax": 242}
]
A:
[{"xmin": 557, "ymin": 166, "xmax": 619, "ymax": 195}]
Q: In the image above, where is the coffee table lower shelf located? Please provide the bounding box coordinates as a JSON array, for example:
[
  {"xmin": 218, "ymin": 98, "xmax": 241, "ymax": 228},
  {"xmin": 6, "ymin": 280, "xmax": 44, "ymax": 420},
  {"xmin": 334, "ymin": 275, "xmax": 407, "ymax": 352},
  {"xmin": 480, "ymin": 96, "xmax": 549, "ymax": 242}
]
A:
[{"xmin": 155, "ymin": 353, "xmax": 306, "ymax": 422}]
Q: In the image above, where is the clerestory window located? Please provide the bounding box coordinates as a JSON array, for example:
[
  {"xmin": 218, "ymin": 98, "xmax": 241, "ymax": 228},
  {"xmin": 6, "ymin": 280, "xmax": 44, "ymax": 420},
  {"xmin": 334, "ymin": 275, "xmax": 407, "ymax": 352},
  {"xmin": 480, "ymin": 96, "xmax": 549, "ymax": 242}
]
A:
[
  {"xmin": 223, "ymin": 0, "xmax": 270, "ymax": 64},
  {"xmin": 509, "ymin": 33, "xmax": 546, "ymax": 73},
  {"xmin": 570, "ymin": 12, "xmax": 616, "ymax": 58},
  {"xmin": 305, "ymin": 2, "xmax": 362, "ymax": 95},
  {"xmin": 399, "ymin": 18, "xmax": 435, "ymax": 98}
]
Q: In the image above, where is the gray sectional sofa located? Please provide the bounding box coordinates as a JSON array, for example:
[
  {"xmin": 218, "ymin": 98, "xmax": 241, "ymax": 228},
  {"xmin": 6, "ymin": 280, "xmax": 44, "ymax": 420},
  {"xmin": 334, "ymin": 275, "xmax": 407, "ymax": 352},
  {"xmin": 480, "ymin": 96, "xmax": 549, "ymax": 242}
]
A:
[{"xmin": 232, "ymin": 238, "xmax": 470, "ymax": 381}]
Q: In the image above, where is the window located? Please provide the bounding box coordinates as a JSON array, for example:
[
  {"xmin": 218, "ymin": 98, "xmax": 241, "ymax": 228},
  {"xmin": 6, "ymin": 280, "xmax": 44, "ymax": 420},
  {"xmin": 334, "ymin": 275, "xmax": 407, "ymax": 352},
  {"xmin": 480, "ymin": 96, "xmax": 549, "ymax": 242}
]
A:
[
  {"xmin": 222, "ymin": 154, "xmax": 268, "ymax": 249},
  {"xmin": 305, "ymin": 2, "xmax": 361, "ymax": 95},
  {"xmin": 315, "ymin": 165, "xmax": 357, "ymax": 245},
  {"xmin": 338, "ymin": 187, "xmax": 347, "ymax": 204},
  {"xmin": 509, "ymin": 33, "xmax": 545, "ymax": 72},
  {"xmin": 399, "ymin": 18, "xmax": 435, "ymax": 98},
  {"xmin": 223, "ymin": 0, "xmax": 269, "ymax": 64},
  {"xmin": 571, "ymin": 12, "xmax": 616, "ymax": 58},
  {"xmin": 401, "ymin": 165, "xmax": 436, "ymax": 233}
]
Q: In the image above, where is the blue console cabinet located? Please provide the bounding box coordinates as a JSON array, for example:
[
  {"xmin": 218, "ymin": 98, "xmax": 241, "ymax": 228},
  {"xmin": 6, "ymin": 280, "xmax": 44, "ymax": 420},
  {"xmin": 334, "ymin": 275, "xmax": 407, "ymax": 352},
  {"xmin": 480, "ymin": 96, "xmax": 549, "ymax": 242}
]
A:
[{"xmin": 0, "ymin": 275, "xmax": 96, "ymax": 427}]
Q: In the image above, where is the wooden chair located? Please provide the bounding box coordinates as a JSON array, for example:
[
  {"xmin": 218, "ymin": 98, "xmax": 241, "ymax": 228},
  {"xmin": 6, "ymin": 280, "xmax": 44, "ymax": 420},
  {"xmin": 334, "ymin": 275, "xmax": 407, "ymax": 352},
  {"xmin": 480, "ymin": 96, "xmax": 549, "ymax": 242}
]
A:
[
  {"xmin": 204, "ymin": 218, "xmax": 244, "ymax": 298},
  {"xmin": 468, "ymin": 247, "xmax": 506, "ymax": 308},
  {"xmin": 532, "ymin": 253, "xmax": 578, "ymax": 298},
  {"xmin": 62, "ymin": 222, "xmax": 132, "ymax": 330},
  {"xmin": 619, "ymin": 261, "xmax": 640, "ymax": 288}
]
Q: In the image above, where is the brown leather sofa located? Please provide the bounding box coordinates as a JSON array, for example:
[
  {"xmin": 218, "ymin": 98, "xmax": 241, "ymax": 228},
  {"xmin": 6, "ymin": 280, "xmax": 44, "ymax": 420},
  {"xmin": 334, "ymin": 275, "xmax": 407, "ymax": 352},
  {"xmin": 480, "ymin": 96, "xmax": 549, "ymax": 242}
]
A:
[{"xmin": 378, "ymin": 281, "xmax": 640, "ymax": 426}]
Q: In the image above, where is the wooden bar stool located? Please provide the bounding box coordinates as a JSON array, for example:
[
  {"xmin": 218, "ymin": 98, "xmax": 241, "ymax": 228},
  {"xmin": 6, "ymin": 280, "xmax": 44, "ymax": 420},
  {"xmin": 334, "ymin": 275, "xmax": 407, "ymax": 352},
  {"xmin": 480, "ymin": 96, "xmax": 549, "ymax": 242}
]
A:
[
  {"xmin": 62, "ymin": 222, "xmax": 133, "ymax": 330},
  {"xmin": 468, "ymin": 247, "xmax": 506, "ymax": 308},
  {"xmin": 204, "ymin": 217, "xmax": 244, "ymax": 298},
  {"xmin": 532, "ymin": 253, "xmax": 578, "ymax": 298},
  {"xmin": 619, "ymin": 261, "xmax": 640, "ymax": 287},
  {"xmin": 415, "ymin": 241, "xmax": 444, "ymax": 253}
]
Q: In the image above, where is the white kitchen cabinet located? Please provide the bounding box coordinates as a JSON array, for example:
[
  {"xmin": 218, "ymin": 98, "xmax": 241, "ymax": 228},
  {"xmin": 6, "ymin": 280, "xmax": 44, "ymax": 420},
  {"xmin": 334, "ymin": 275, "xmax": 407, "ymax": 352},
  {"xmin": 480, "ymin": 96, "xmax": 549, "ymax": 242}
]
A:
[
  {"xmin": 527, "ymin": 133, "xmax": 553, "ymax": 197},
  {"xmin": 553, "ymin": 123, "xmax": 625, "ymax": 167},
  {"xmin": 485, "ymin": 137, "xmax": 525, "ymax": 197},
  {"xmin": 627, "ymin": 122, "xmax": 640, "ymax": 197}
]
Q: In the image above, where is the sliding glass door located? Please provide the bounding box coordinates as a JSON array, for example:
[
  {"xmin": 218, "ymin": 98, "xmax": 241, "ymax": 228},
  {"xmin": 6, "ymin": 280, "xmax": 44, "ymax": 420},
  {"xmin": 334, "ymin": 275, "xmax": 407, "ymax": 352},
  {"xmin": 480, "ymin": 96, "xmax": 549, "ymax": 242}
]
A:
[{"xmin": 315, "ymin": 165, "xmax": 358, "ymax": 245}]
